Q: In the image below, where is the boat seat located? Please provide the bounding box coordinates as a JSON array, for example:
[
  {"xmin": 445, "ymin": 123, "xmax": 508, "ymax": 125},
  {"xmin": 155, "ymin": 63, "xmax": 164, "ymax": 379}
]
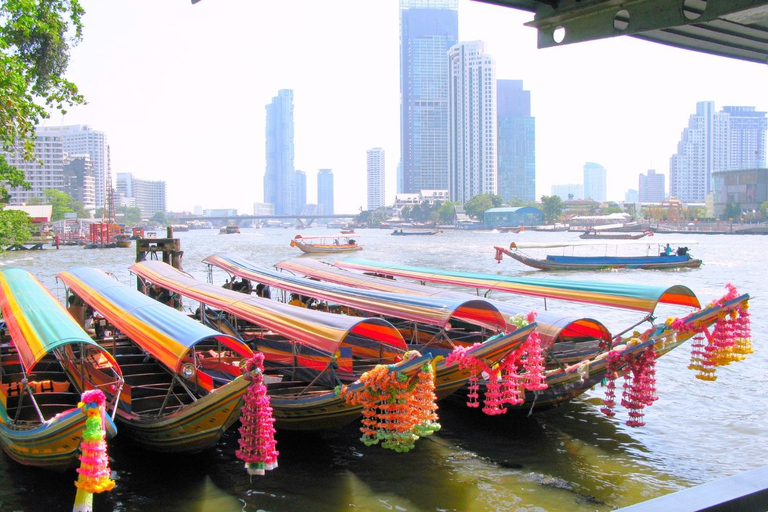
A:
[
  {"xmin": 125, "ymin": 372, "xmax": 174, "ymax": 387},
  {"xmin": 119, "ymin": 363, "xmax": 169, "ymax": 376}
]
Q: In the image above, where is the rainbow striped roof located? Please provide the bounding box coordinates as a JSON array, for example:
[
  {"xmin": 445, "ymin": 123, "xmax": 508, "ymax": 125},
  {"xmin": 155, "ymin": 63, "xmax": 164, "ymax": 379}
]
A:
[
  {"xmin": 203, "ymin": 253, "xmax": 508, "ymax": 332},
  {"xmin": 57, "ymin": 267, "xmax": 251, "ymax": 374},
  {"xmin": 130, "ymin": 260, "xmax": 407, "ymax": 354},
  {"xmin": 333, "ymin": 258, "xmax": 701, "ymax": 312},
  {"xmin": 0, "ymin": 268, "xmax": 121, "ymax": 375},
  {"xmin": 275, "ymin": 258, "xmax": 611, "ymax": 345}
]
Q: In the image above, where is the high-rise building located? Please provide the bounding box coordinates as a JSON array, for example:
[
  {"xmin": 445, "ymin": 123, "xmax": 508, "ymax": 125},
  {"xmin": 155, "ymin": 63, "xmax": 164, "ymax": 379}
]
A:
[
  {"xmin": 639, "ymin": 169, "xmax": 666, "ymax": 202},
  {"xmin": 497, "ymin": 79, "xmax": 535, "ymax": 202},
  {"xmin": 294, "ymin": 170, "xmax": 307, "ymax": 215},
  {"xmin": 317, "ymin": 169, "xmax": 334, "ymax": 215},
  {"xmin": 115, "ymin": 173, "xmax": 166, "ymax": 218},
  {"xmin": 722, "ymin": 106, "xmax": 767, "ymax": 170},
  {"xmin": 399, "ymin": 0, "xmax": 458, "ymax": 194},
  {"xmin": 625, "ymin": 189, "xmax": 639, "ymax": 203},
  {"xmin": 39, "ymin": 125, "xmax": 108, "ymax": 210},
  {"xmin": 62, "ymin": 154, "xmax": 96, "ymax": 211},
  {"xmin": 2, "ymin": 129, "xmax": 64, "ymax": 205},
  {"xmin": 264, "ymin": 89, "xmax": 295, "ymax": 215},
  {"xmin": 583, "ymin": 162, "xmax": 607, "ymax": 202},
  {"xmin": 551, "ymin": 184, "xmax": 583, "ymax": 200},
  {"xmin": 367, "ymin": 148, "xmax": 386, "ymax": 210},
  {"xmin": 448, "ymin": 40, "xmax": 497, "ymax": 203},
  {"xmin": 669, "ymin": 101, "xmax": 729, "ymax": 203}
]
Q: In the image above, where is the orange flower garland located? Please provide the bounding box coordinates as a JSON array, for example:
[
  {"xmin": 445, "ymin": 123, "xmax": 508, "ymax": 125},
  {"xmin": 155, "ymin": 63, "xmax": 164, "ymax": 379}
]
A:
[{"xmin": 339, "ymin": 352, "xmax": 439, "ymax": 452}]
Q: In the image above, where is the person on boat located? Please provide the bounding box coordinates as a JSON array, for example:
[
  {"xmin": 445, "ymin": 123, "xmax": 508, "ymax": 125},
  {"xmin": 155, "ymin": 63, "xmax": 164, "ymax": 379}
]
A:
[
  {"xmin": 676, "ymin": 246, "xmax": 689, "ymax": 256},
  {"xmin": 288, "ymin": 294, "xmax": 306, "ymax": 308},
  {"xmin": 663, "ymin": 243, "xmax": 672, "ymax": 256},
  {"xmin": 255, "ymin": 283, "xmax": 271, "ymax": 298}
]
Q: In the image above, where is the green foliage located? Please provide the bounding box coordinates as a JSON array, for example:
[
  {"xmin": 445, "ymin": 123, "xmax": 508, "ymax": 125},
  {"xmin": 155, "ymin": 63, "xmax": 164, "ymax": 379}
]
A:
[
  {"xmin": 464, "ymin": 194, "xmax": 503, "ymax": 220},
  {"xmin": 0, "ymin": 0, "xmax": 85, "ymax": 202},
  {"xmin": 356, "ymin": 207, "xmax": 388, "ymax": 227},
  {"xmin": 0, "ymin": 209, "xmax": 31, "ymax": 248},
  {"xmin": 117, "ymin": 206, "xmax": 142, "ymax": 226},
  {"xmin": 150, "ymin": 211, "xmax": 168, "ymax": 225},
  {"xmin": 760, "ymin": 201, "xmax": 768, "ymax": 217},
  {"xmin": 540, "ymin": 195, "xmax": 564, "ymax": 224},
  {"xmin": 437, "ymin": 201, "xmax": 455, "ymax": 223},
  {"xmin": 40, "ymin": 188, "xmax": 87, "ymax": 220},
  {"xmin": 724, "ymin": 203, "xmax": 742, "ymax": 220}
]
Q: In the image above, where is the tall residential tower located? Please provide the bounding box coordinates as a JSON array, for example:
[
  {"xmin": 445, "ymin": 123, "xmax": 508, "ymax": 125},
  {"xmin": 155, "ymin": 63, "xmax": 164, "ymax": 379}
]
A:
[
  {"xmin": 583, "ymin": 162, "xmax": 607, "ymax": 202},
  {"xmin": 317, "ymin": 169, "xmax": 334, "ymax": 215},
  {"xmin": 448, "ymin": 40, "xmax": 497, "ymax": 203},
  {"xmin": 264, "ymin": 89, "xmax": 295, "ymax": 215},
  {"xmin": 367, "ymin": 148, "xmax": 386, "ymax": 211},
  {"xmin": 399, "ymin": 0, "xmax": 458, "ymax": 194}
]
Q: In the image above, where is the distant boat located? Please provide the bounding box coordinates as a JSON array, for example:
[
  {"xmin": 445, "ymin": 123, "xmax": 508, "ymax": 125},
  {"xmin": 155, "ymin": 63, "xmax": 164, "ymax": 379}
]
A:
[
  {"xmin": 579, "ymin": 230, "xmax": 650, "ymax": 240},
  {"xmin": 290, "ymin": 235, "xmax": 361, "ymax": 253},
  {"xmin": 494, "ymin": 241, "xmax": 702, "ymax": 271},
  {"xmin": 219, "ymin": 225, "xmax": 240, "ymax": 235},
  {"xmin": 498, "ymin": 226, "xmax": 524, "ymax": 234},
  {"xmin": 340, "ymin": 229, "xmax": 355, "ymax": 234},
  {"xmin": 391, "ymin": 229, "xmax": 439, "ymax": 236}
]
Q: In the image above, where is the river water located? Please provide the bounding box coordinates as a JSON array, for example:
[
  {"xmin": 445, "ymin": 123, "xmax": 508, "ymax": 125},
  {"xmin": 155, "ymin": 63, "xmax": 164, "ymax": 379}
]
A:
[{"xmin": 0, "ymin": 227, "xmax": 765, "ymax": 512}]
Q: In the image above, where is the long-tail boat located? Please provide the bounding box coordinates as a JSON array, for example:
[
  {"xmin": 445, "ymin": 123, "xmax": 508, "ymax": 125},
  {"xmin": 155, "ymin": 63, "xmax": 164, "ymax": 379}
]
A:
[
  {"xmin": 128, "ymin": 261, "xmax": 436, "ymax": 428},
  {"xmin": 57, "ymin": 266, "xmax": 254, "ymax": 453},
  {"xmin": 132, "ymin": 259, "xmax": 533, "ymax": 401},
  {"xmin": 0, "ymin": 268, "xmax": 123, "ymax": 470},
  {"xmin": 327, "ymin": 258, "xmax": 751, "ymax": 414},
  {"xmin": 493, "ymin": 241, "xmax": 702, "ymax": 270},
  {"xmin": 290, "ymin": 234, "xmax": 362, "ymax": 254}
]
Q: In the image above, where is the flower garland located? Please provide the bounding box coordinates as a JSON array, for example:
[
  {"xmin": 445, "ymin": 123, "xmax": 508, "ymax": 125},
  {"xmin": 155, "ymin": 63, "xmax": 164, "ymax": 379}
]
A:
[
  {"xmin": 672, "ymin": 284, "xmax": 752, "ymax": 382},
  {"xmin": 73, "ymin": 389, "xmax": 115, "ymax": 512},
  {"xmin": 599, "ymin": 345, "xmax": 658, "ymax": 427},
  {"xmin": 236, "ymin": 352, "xmax": 278, "ymax": 477},
  {"xmin": 444, "ymin": 313, "xmax": 546, "ymax": 415},
  {"xmin": 339, "ymin": 352, "xmax": 440, "ymax": 452}
]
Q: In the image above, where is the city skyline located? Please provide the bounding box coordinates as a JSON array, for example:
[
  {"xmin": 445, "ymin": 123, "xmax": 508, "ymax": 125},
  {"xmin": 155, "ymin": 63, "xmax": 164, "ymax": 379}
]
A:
[{"xmin": 39, "ymin": 1, "xmax": 768, "ymax": 214}]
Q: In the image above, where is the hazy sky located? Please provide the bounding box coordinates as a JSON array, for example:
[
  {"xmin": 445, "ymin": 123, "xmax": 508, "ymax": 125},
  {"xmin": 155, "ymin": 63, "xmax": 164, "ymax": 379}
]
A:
[{"xmin": 46, "ymin": 0, "xmax": 768, "ymax": 214}]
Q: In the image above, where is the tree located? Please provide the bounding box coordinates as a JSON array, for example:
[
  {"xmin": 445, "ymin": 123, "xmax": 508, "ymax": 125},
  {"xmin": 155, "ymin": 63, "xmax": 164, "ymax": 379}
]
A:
[
  {"xmin": 724, "ymin": 202, "xmax": 742, "ymax": 220},
  {"xmin": 760, "ymin": 200, "xmax": 768, "ymax": 218},
  {"xmin": 150, "ymin": 211, "xmax": 169, "ymax": 226},
  {"xmin": 437, "ymin": 201, "xmax": 455, "ymax": 224},
  {"xmin": 540, "ymin": 195, "xmax": 564, "ymax": 224},
  {"xmin": 1, "ymin": 1, "xmax": 85, "ymax": 241},
  {"xmin": 37, "ymin": 189, "xmax": 87, "ymax": 220},
  {"xmin": 117, "ymin": 206, "xmax": 142, "ymax": 226},
  {"xmin": 0, "ymin": 210, "xmax": 31, "ymax": 248},
  {"xmin": 464, "ymin": 194, "xmax": 502, "ymax": 220}
]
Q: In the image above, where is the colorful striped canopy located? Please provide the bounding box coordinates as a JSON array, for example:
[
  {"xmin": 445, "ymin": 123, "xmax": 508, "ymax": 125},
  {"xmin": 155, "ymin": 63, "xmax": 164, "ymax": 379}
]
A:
[
  {"xmin": 0, "ymin": 268, "xmax": 121, "ymax": 375},
  {"xmin": 333, "ymin": 258, "xmax": 701, "ymax": 312},
  {"xmin": 203, "ymin": 253, "xmax": 508, "ymax": 332},
  {"xmin": 275, "ymin": 258, "xmax": 611, "ymax": 345},
  {"xmin": 130, "ymin": 260, "xmax": 407, "ymax": 354},
  {"xmin": 57, "ymin": 267, "xmax": 251, "ymax": 374}
]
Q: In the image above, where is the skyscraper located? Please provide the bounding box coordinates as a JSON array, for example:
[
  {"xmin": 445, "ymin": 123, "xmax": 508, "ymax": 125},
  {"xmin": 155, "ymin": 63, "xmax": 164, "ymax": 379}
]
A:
[
  {"xmin": 115, "ymin": 173, "xmax": 166, "ymax": 218},
  {"xmin": 669, "ymin": 101, "xmax": 728, "ymax": 203},
  {"xmin": 722, "ymin": 106, "xmax": 767, "ymax": 169},
  {"xmin": 2, "ymin": 129, "xmax": 64, "ymax": 205},
  {"xmin": 367, "ymin": 148, "xmax": 386, "ymax": 210},
  {"xmin": 37, "ymin": 124, "xmax": 108, "ymax": 211},
  {"xmin": 317, "ymin": 169, "xmax": 334, "ymax": 215},
  {"xmin": 62, "ymin": 154, "xmax": 96, "ymax": 211},
  {"xmin": 399, "ymin": 0, "xmax": 458, "ymax": 194},
  {"xmin": 497, "ymin": 79, "xmax": 535, "ymax": 202},
  {"xmin": 639, "ymin": 169, "xmax": 665, "ymax": 202},
  {"xmin": 583, "ymin": 162, "xmax": 607, "ymax": 202},
  {"xmin": 294, "ymin": 170, "xmax": 307, "ymax": 214},
  {"xmin": 264, "ymin": 89, "xmax": 295, "ymax": 215},
  {"xmin": 448, "ymin": 40, "xmax": 497, "ymax": 203}
]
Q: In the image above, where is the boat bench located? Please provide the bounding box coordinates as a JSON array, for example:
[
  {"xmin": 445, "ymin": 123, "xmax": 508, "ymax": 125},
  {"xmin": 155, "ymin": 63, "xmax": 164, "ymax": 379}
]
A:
[{"xmin": 4, "ymin": 391, "xmax": 80, "ymax": 421}]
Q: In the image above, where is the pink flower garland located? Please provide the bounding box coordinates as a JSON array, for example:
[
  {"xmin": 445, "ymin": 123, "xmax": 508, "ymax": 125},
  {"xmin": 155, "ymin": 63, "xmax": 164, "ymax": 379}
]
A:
[
  {"xmin": 236, "ymin": 352, "xmax": 278, "ymax": 476},
  {"xmin": 74, "ymin": 389, "xmax": 115, "ymax": 497},
  {"xmin": 600, "ymin": 346, "xmax": 658, "ymax": 427}
]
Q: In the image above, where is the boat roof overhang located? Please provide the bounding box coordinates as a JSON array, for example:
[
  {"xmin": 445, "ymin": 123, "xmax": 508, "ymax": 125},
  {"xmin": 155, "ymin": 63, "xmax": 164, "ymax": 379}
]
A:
[
  {"xmin": 130, "ymin": 260, "xmax": 407, "ymax": 355},
  {"xmin": 475, "ymin": 0, "xmax": 768, "ymax": 65},
  {"xmin": 335, "ymin": 258, "xmax": 701, "ymax": 313},
  {"xmin": 204, "ymin": 253, "xmax": 509, "ymax": 332},
  {"xmin": 57, "ymin": 267, "xmax": 252, "ymax": 374},
  {"xmin": 0, "ymin": 268, "xmax": 122, "ymax": 376}
]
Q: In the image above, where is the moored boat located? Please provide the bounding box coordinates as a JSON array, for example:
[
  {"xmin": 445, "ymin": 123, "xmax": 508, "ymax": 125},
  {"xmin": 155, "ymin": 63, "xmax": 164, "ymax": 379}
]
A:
[
  {"xmin": 290, "ymin": 235, "xmax": 361, "ymax": 254},
  {"xmin": 57, "ymin": 267, "xmax": 254, "ymax": 453},
  {"xmin": 0, "ymin": 268, "xmax": 123, "ymax": 470},
  {"xmin": 391, "ymin": 229, "xmax": 439, "ymax": 236},
  {"xmin": 494, "ymin": 241, "xmax": 702, "ymax": 270},
  {"xmin": 579, "ymin": 230, "xmax": 651, "ymax": 240},
  {"xmin": 130, "ymin": 260, "xmax": 435, "ymax": 430}
]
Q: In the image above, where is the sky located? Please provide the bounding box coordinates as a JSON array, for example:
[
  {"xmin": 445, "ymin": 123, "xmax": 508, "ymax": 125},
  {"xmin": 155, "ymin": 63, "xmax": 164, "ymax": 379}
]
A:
[{"xmin": 45, "ymin": 0, "xmax": 768, "ymax": 215}]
